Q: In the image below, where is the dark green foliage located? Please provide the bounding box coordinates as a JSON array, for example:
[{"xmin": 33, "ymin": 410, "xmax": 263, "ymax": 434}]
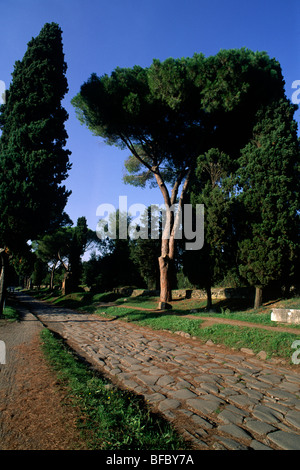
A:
[
  {"xmin": 83, "ymin": 211, "xmax": 143, "ymax": 291},
  {"xmin": 34, "ymin": 216, "xmax": 95, "ymax": 291},
  {"xmin": 72, "ymin": 48, "xmax": 287, "ymax": 302},
  {"xmin": 236, "ymin": 99, "xmax": 300, "ymax": 295},
  {"xmin": 0, "ymin": 22, "xmax": 71, "ymax": 251}
]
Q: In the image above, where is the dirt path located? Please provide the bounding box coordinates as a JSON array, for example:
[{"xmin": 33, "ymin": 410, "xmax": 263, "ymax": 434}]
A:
[
  {"xmin": 186, "ymin": 315, "xmax": 300, "ymax": 335},
  {"xmin": 0, "ymin": 306, "xmax": 88, "ymax": 450}
]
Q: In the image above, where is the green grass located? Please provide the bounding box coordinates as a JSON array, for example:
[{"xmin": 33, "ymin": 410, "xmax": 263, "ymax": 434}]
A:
[
  {"xmin": 194, "ymin": 324, "xmax": 299, "ymax": 360},
  {"xmin": 40, "ymin": 328, "xmax": 188, "ymax": 450},
  {"xmin": 2, "ymin": 306, "xmax": 19, "ymax": 321},
  {"xmin": 1, "ymin": 305, "xmax": 20, "ymax": 322}
]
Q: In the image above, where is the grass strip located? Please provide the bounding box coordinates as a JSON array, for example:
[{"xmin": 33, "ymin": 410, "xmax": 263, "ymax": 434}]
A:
[
  {"xmin": 40, "ymin": 328, "xmax": 188, "ymax": 450},
  {"xmin": 195, "ymin": 324, "xmax": 299, "ymax": 360},
  {"xmin": 2, "ymin": 305, "xmax": 20, "ymax": 321},
  {"xmin": 100, "ymin": 306, "xmax": 299, "ymax": 361}
]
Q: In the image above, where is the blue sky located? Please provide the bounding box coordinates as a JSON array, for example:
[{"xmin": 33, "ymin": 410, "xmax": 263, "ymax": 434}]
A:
[{"xmin": 1, "ymin": 0, "xmax": 299, "ymax": 235}]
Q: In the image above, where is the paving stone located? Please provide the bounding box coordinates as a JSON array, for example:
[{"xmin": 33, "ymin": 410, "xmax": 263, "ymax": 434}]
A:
[
  {"xmin": 200, "ymin": 382, "xmax": 219, "ymax": 394},
  {"xmin": 216, "ymin": 436, "xmax": 249, "ymax": 450},
  {"xmin": 168, "ymin": 388, "xmax": 197, "ymax": 400},
  {"xmin": 252, "ymin": 405, "xmax": 283, "ymax": 424},
  {"xmin": 278, "ymin": 381, "xmax": 300, "ymax": 393},
  {"xmin": 144, "ymin": 392, "xmax": 166, "ymax": 403},
  {"xmin": 193, "ymin": 374, "xmax": 220, "ymax": 384},
  {"xmin": 242, "ymin": 388, "xmax": 263, "ymax": 401},
  {"xmin": 228, "ymin": 394, "xmax": 257, "ymax": 409},
  {"xmin": 284, "ymin": 374, "xmax": 300, "ymax": 385},
  {"xmin": 244, "ymin": 419, "xmax": 277, "ymax": 436},
  {"xmin": 226, "ymin": 404, "xmax": 250, "ymax": 417},
  {"xmin": 250, "ymin": 440, "xmax": 273, "ymax": 450},
  {"xmin": 119, "ymin": 356, "xmax": 141, "ymax": 367},
  {"xmin": 262, "ymin": 399, "xmax": 290, "ymax": 415},
  {"xmin": 191, "ymin": 414, "xmax": 214, "ymax": 429},
  {"xmin": 156, "ymin": 375, "xmax": 175, "ymax": 387},
  {"xmin": 285, "ymin": 410, "xmax": 300, "ymax": 430},
  {"xmin": 224, "ymin": 354, "xmax": 245, "ymax": 363},
  {"xmin": 158, "ymin": 398, "xmax": 181, "ymax": 412},
  {"xmin": 218, "ymin": 423, "xmax": 252, "ymax": 440},
  {"xmin": 211, "ymin": 368, "xmax": 235, "ymax": 375},
  {"xmin": 187, "ymin": 397, "xmax": 224, "ymax": 415},
  {"xmin": 174, "ymin": 379, "xmax": 192, "ymax": 389},
  {"xmin": 147, "ymin": 366, "xmax": 166, "ymax": 375},
  {"xmin": 217, "ymin": 409, "xmax": 243, "ymax": 425},
  {"xmin": 258, "ymin": 374, "xmax": 283, "ymax": 385},
  {"xmin": 138, "ymin": 373, "xmax": 160, "ymax": 387},
  {"xmin": 267, "ymin": 388, "xmax": 296, "ymax": 402},
  {"xmin": 241, "ymin": 348, "xmax": 255, "ymax": 355},
  {"xmin": 242, "ymin": 378, "xmax": 270, "ymax": 392},
  {"xmin": 122, "ymin": 379, "xmax": 140, "ymax": 390},
  {"xmin": 267, "ymin": 430, "xmax": 300, "ymax": 450}
]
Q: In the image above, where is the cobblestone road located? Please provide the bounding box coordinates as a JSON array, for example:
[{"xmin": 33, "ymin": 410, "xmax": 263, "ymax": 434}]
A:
[{"xmin": 19, "ymin": 293, "xmax": 300, "ymax": 450}]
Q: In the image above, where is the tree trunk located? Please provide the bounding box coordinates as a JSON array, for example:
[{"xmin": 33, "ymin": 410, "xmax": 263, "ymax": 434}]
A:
[
  {"xmin": 50, "ymin": 267, "xmax": 55, "ymax": 290},
  {"xmin": 205, "ymin": 284, "xmax": 212, "ymax": 311},
  {"xmin": 0, "ymin": 250, "xmax": 7, "ymax": 317},
  {"xmin": 62, "ymin": 271, "xmax": 72, "ymax": 296},
  {"xmin": 154, "ymin": 167, "xmax": 192, "ymax": 308},
  {"xmin": 158, "ymin": 255, "xmax": 172, "ymax": 303},
  {"xmin": 254, "ymin": 286, "xmax": 263, "ymax": 308}
]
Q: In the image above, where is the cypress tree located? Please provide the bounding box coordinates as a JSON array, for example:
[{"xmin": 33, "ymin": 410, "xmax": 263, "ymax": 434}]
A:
[
  {"xmin": 236, "ymin": 99, "xmax": 300, "ymax": 307},
  {"xmin": 0, "ymin": 23, "xmax": 71, "ymax": 312}
]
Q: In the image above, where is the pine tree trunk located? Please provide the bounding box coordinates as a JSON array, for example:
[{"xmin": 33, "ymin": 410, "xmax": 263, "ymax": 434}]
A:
[
  {"xmin": 158, "ymin": 255, "xmax": 172, "ymax": 303},
  {"xmin": 254, "ymin": 286, "xmax": 263, "ymax": 308}
]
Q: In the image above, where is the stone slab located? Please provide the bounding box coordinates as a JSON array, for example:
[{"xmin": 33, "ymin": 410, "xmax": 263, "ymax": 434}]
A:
[
  {"xmin": 271, "ymin": 308, "xmax": 300, "ymax": 324},
  {"xmin": 267, "ymin": 430, "xmax": 300, "ymax": 450},
  {"xmin": 187, "ymin": 397, "xmax": 224, "ymax": 415},
  {"xmin": 285, "ymin": 410, "xmax": 300, "ymax": 430},
  {"xmin": 218, "ymin": 423, "xmax": 252, "ymax": 440},
  {"xmin": 244, "ymin": 419, "xmax": 276, "ymax": 436},
  {"xmin": 158, "ymin": 398, "xmax": 181, "ymax": 412}
]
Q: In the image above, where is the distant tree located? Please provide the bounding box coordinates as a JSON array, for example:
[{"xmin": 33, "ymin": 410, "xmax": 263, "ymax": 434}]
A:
[
  {"xmin": 236, "ymin": 99, "xmax": 300, "ymax": 307},
  {"xmin": 184, "ymin": 148, "xmax": 238, "ymax": 309},
  {"xmin": 96, "ymin": 210, "xmax": 143, "ymax": 290},
  {"xmin": 34, "ymin": 217, "xmax": 95, "ymax": 293},
  {"xmin": 67, "ymin": 216, "xmax": 91, "ymax": 292},
  {"xmin": 31, "ymin": 257, "xmax": 48, "ymax": 289},
  {"xmin": 33, "ymin": 226, "xmax": 71, "ymax": 290},
  {"xmin": 130, "ymin": 206, "xmax": 161, "ymax": 290},
  {"xmin": 0, "ymin": 22, "xmax": 71, "ymax": 313}
]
